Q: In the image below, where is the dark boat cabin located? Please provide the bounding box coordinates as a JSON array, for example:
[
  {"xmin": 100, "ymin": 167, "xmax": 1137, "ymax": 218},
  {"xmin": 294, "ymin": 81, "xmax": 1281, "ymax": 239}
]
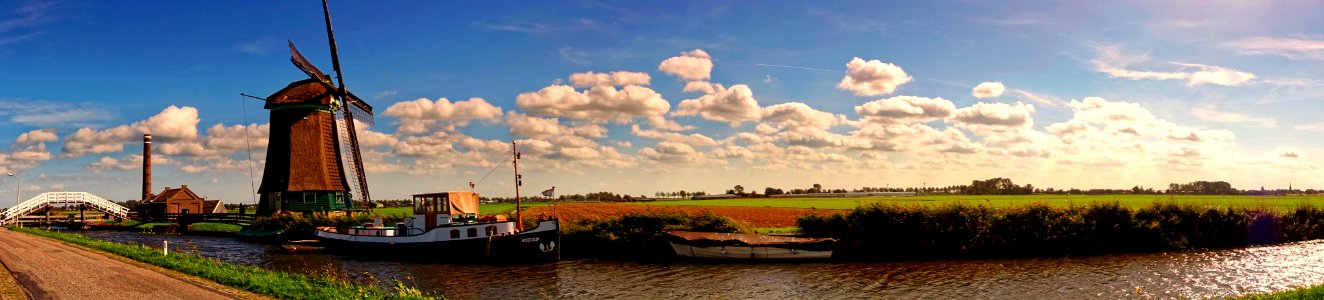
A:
[{"xmin": 412, "ymin": 191, "xmax": 481, "ymax": 229}]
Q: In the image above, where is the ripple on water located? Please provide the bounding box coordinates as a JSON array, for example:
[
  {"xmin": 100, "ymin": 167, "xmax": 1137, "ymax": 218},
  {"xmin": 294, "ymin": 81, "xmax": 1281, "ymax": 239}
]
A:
[{"xmin": 77, "ymin": 231, "xmax": 1324, "ymax": 299}]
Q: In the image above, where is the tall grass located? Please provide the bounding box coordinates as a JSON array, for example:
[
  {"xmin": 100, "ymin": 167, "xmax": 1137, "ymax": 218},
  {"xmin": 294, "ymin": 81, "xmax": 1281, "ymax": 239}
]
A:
[
  {"xmin": 561, "ymin": 210, "xmax": 750, "ymax": 258},
  {"xmin": 8, "ymin": 226, "xmax": 436, "ymax": 299},
  {"xmin": 799, "ymin": 201, "xmax": 1308, "ymax": 260}
]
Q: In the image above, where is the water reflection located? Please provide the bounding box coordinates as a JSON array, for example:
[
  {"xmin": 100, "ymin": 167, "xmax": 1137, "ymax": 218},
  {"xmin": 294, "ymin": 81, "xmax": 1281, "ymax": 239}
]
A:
[{"xmin": 79, "ymin": 230, "xmax": 1324, "ymax": 299}]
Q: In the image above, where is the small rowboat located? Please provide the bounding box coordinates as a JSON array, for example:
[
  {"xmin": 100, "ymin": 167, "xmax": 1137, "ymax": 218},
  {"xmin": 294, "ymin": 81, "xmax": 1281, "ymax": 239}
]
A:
[
  {"xmin": 665, "ymin": 231, "xmax": 836, "ymax": 260},
  {"xmin": 281, "ymin": 240, "xmax": 325, "ymax": 252}
]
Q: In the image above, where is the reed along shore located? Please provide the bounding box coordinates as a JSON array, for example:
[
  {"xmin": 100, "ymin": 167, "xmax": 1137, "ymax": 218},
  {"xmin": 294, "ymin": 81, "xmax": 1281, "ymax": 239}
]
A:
[{"xmin": 798, "ymin": 201, "xmax": 1324, "ymax": 260}]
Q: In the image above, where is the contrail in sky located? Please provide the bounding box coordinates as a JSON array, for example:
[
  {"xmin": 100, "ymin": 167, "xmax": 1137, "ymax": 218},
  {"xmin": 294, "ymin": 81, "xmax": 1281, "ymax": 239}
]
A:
[{"xmin": 753, "ymin": 63, "xmax": 841, "ymax": 73}]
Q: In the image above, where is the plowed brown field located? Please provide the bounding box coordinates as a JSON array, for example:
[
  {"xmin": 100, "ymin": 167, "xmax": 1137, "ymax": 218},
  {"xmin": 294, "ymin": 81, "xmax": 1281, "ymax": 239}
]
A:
[{"xmin": 523, "ymin": 202, "xmax": 845, "ymax": 228}]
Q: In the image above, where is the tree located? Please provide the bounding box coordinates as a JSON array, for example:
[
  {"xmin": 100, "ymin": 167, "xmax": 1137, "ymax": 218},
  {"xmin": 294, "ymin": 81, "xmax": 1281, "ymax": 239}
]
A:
[
  {"xmin": 812, "ymin": 183, "xmax": 823, "ymax": 193},
  {"xmin": 733, "ymin": 185, "xmax": 745, "ymax": 195}
]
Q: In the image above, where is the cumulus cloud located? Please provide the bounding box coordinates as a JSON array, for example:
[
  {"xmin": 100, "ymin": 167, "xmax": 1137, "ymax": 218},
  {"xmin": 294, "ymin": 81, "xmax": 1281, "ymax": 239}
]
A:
[
  {"xmin": 569, "ymin": 71, "xmax": 651, "ymax": 88},
  {"xmin": 15, "ymin": 129, "xmax": 57, "ymax": 144},
  {"xmin": 631, "ymin": 125, "xmax": 718, "ymax": 146},
  {"xmin": 383, "ymin": 97, "xmax": 504, "ymax": 134},
  {"xmin": 658, "ymin": 49, "xmax": 713, "ymax": 81},
  {"xmin": 638, "ymin": 141, "xmax": 700, "ymax": 162},
  {"xmin": 855, "ymin": 96, "xmax": 956, "ymax": 124},
  {"xmin": 516, "ymin": 84, "xmax": 670, "ymax": 123},
  {"xmin": 837, "ymin": 57, "xmax": 913, "ymax": 96},
  {"xmin": 673, "ymin": 84, "xmax": 762, "ymax": 126},
  {"xmin": 950, "ymin": 102, "xmax": 1036, "ymax": 130},
  {"xmin": 972, "ymin": 82, "xmax": 1006, "ymax": 99},
  {"xmin": 62, "ymin": 106, "xmax": 200, "ymax": 157},
  {"xmin": 203, "ymin": 123, "xmax": 270, "ymax": 152},
  {"xmin": 760, "ymin": 102, "xmax": 843, "ymax": 131},
  {"xmin": 86, "ymin": 154, "xmax": 169, "ymax": 173},
  {"xmin": 1092, "ymin": 46, "xmax": 1255, "ymax": 87}
]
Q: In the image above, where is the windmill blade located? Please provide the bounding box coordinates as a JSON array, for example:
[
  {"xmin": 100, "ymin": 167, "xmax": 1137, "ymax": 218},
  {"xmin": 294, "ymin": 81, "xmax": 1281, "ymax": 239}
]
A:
[
  {"xmin": 341, "ymin": 93, "xmax": 374, "ymax": 127},
  {"xmin": 288, "ymin": 41, "xmax": 336, "ymax": 89},
  {"xmin": 346, "ymin": 102, "xmax": 373, "ymax": 126}
]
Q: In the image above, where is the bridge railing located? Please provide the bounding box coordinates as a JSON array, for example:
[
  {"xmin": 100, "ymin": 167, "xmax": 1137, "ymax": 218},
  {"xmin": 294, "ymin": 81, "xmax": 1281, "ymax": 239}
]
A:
[{"xmin": 1, "ymin": 192, "xmax": 131, "ymax": 225}]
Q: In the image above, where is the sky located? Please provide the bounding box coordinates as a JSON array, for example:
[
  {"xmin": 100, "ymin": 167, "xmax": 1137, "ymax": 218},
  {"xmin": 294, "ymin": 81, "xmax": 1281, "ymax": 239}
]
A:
[{"xmin": 2, "ymin": 0, "xmax": 1324, "ymax": 205}]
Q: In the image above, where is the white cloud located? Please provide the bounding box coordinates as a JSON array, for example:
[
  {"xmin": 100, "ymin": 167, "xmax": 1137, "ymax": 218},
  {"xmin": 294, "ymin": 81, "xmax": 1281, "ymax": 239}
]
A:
[
  {"xmin": 516, "ymin": 84, "xmax": 670, "ymax": 123},
  {"xmin": 202, "ymin": 123, "xmax": 270, "ymax": 152},
  {"xmin": 569, "ymin": 71, "xmax": 651, "ymax": 88},
  {"xmin": 639, "ymin": 141, "xmax": 700, "ymax": 162},
  {"xmin": 972, "ymin": 82, "xmax": 1006, "ymax": 99},
  {"xmin": 1092, "ymin": 46, "xmax": 1255, "ymax": 87},
  {"xmin": 673, "ymin": 84, "xmax": 762, "ymax": 126},
  {"xmin": 15, "ymin": 129, "xmax": 57, "ymax": 144},
  {"xmin": 631, "ymin": 125, "xmax": 718, "ymax": 146},
  {"xmin": 62, "ymin": 106, "xmax": 200, "ymax": 157},
  {"xmin": 86, "ymin": 154, "xmax": 169, "ymax": 173},
  {"xmin": 950, "ymin": 102, "xmax": 1036, "ymax": 130},
  {"xmin": 837, "ymin": 57, "xmax": 913, "ymax": 96},
  {"xmin": 1189, "ymin": 104, "xmax": 1276, "ymax": 128},
  {"xmin": 855, "ymin": 96, "xmax": 956, "ymax": 124},
  {"xmin": 658, "ymin": 49, "xmax": 713, "ymax": 81},
  {"xmin": 1294, "ymin": 122, "xmax": 1324, "ymax": 132},
  {"xmin": 1223, "ymin": 36, "xmax": 1324, "ymax": 60},
  {"xmin": 1009, "ymin": 89, "xmax": 1064, "ymax": 107},
  {"xmin": 761, "ymin": 102, "xmax": 843, "ymax": 131},
  {"xmin": 383, "ymin": 97, "xmax": 504, "ymax": 135}
]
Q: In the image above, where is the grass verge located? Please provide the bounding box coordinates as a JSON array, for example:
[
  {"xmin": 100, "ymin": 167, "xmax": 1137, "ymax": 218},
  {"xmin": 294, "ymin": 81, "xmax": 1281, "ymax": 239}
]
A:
[
  {"xmin": 0, "ymin": 260, "xmax": 23, "ymax": 300},
  {"xmin": 1240, "ymin": 284, "xmax": 1324, "ymax": 299},
  {"xmin": 7, "ymin": 226, "xmax": 436, "ymax": 299}
]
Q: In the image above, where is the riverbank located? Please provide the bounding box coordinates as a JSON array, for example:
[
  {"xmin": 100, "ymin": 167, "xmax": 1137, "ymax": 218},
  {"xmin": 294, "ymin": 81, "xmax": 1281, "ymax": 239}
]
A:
[
  {"xmin": 796, "ymin": 201, "xmax": 1324, "ymax": 260},
  {"xmin": 5, "ymin": 226, "xmax": 437, "ymax": 299}
]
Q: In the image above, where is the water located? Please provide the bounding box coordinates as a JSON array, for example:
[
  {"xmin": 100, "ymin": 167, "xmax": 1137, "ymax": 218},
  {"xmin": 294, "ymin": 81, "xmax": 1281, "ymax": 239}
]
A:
[{"xmin": 79, "ymin": 230, "xmax": 1324, "ymax": 299}]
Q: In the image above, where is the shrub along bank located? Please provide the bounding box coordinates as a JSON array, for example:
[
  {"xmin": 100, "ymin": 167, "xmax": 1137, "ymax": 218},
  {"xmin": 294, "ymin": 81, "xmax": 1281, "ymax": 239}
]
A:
[
  {"xmin": 798, "ymin": 202, "xmax": 1324, "ymax": 260},
  {"xmin": 7, "ymin": 226, "xmax": 434, "ymax": 299},
  {"xmin": 560, "ymin": 211, "xmax": 750, "ymax": 258}
]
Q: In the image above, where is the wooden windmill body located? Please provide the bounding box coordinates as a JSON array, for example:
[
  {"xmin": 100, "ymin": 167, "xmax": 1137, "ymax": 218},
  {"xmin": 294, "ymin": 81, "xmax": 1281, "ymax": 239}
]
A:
[
  {"xmin": 255, "ymin": 79, "xmax": 356, "ymax": 215},
  {"xmin": 255, "ymin": 0, "xmax": 374, "ymax": 216}
]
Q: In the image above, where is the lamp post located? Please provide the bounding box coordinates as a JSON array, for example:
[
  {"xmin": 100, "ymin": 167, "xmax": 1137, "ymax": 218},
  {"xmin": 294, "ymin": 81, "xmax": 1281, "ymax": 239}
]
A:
[{"xmin": 6, "ymin": 172, "xmax": 18, "ymax": 208}]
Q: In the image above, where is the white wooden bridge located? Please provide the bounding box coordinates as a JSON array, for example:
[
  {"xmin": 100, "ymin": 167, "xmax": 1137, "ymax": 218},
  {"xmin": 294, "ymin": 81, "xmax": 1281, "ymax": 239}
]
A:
[{"xmin": 0, "ymin": 192, "xmax": 129, "ymax": 225}]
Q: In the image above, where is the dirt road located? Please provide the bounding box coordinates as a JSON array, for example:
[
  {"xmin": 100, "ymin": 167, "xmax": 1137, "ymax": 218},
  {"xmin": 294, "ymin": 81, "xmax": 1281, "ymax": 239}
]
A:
[{"xmin": 0, "ymin": 228, "xmax": 249, "ymax": 299}]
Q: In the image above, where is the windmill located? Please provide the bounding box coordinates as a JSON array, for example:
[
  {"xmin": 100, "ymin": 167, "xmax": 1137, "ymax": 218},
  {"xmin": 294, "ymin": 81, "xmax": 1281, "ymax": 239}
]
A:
[{"xmin": 255, "ymin": 0, "xmax": 373, "ymax": 215}]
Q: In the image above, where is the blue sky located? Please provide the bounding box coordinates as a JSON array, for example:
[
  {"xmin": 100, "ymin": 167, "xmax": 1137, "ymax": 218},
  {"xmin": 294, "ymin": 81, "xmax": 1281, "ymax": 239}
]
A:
[{"xmin": 3, "ymin": 0, "xmax": 1324, "ymax": 204}]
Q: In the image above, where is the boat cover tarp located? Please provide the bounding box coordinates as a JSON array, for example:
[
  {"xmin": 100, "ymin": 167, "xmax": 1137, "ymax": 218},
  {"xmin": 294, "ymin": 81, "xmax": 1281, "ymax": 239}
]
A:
[
  {"xmin": 665, "ymin": 231, "xmax": 836, "ymax": 251},
  {"xmin": 448, "ymin": 191, "xmax": 480, "ymax": 215}
]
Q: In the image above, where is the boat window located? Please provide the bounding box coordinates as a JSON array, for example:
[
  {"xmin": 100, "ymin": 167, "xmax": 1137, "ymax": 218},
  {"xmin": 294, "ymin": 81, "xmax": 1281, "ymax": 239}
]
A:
[
  {"xmin": 467, "ymin": 227, "xmax": 478, "ymax": 238},
  {"xmin": 450, "ymin": 229, "xmax": 460, "ymax": 239}
]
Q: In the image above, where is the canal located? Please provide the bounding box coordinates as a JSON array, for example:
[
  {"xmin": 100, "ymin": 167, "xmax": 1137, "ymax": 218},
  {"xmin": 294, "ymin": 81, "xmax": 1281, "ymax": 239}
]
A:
[{"xmin": 78, "ymin": 230, "xmax": 1324, "ymax": 299}]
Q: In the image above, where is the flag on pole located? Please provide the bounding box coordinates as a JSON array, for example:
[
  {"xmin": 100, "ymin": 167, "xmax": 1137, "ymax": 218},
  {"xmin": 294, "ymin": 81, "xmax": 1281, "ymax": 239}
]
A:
[{"xmin": 541, "ymin": 186, "xmax": 555, "ymax": 198}]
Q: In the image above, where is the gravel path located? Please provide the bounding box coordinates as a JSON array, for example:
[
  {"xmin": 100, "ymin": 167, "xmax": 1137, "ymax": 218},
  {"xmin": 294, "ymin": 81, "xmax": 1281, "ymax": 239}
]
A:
[{"xmin": 0, "ymin": 228, "xmax": 247, "ymax": 300}]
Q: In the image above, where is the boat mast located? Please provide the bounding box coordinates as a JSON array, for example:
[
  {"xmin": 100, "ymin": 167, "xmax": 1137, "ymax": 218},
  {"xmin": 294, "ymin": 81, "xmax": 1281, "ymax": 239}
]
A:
[{"xmin": 512, "ymin": 141, "xmax": 522, "ymax": 231}]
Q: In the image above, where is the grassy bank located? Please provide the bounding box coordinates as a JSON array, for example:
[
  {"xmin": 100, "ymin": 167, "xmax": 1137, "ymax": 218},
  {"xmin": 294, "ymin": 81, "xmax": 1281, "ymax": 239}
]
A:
[
  {"xmin": 799, "ymin": 202, "xmax": 1324, "ymax": 260},
  {"xmin": 1241, "ymin": 284, "xmax": 1324, "ymax": 299},
  {"xmin": 7, "ymin": 226, "xmax": 434, "ymax": 299},
  {"xmin": 561, "ymin": 211, "xmax": 749, "ymax": 258}
]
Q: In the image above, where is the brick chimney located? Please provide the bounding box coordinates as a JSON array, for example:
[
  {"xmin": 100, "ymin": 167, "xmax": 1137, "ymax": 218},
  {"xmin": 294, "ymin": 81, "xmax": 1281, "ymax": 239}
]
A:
[{"xmin": 143, "ymin": 134, "xmax": 152, "ymax": 201}]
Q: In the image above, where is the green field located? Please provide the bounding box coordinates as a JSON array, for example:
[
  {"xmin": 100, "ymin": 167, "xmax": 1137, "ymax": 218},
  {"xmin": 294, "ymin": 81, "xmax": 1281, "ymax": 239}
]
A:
[
  {"xmin": 367, "ymin": 202, "xmax": 551, "ymax": 217},
  {"xmin": 637, "ymin": 194, "xmax": 1324, "ymax": 211}
]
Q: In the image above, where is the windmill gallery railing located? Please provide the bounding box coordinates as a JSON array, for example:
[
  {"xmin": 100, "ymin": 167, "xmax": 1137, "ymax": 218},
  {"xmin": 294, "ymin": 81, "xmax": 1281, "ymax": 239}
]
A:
[{"xmin": 0, "ymin": 192, "xmax": 130, "ymax": 225}]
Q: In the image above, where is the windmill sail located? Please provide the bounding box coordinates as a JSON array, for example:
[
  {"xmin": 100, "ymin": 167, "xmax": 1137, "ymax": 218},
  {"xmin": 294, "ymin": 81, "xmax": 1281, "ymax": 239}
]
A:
[
  {"xmin": 335, "ymin": 112, "xmax": 367, "ymax": 205},
  {"xmin": 288, "ymin": 41, "xmax": 334, "ymax": 90}
]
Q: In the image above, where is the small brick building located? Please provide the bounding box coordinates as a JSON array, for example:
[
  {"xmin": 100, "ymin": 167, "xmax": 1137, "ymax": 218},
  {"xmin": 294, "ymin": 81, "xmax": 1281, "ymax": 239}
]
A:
[{"xmin": 139, "ymin": 185, "xmax": 225, "ymax": 216}]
